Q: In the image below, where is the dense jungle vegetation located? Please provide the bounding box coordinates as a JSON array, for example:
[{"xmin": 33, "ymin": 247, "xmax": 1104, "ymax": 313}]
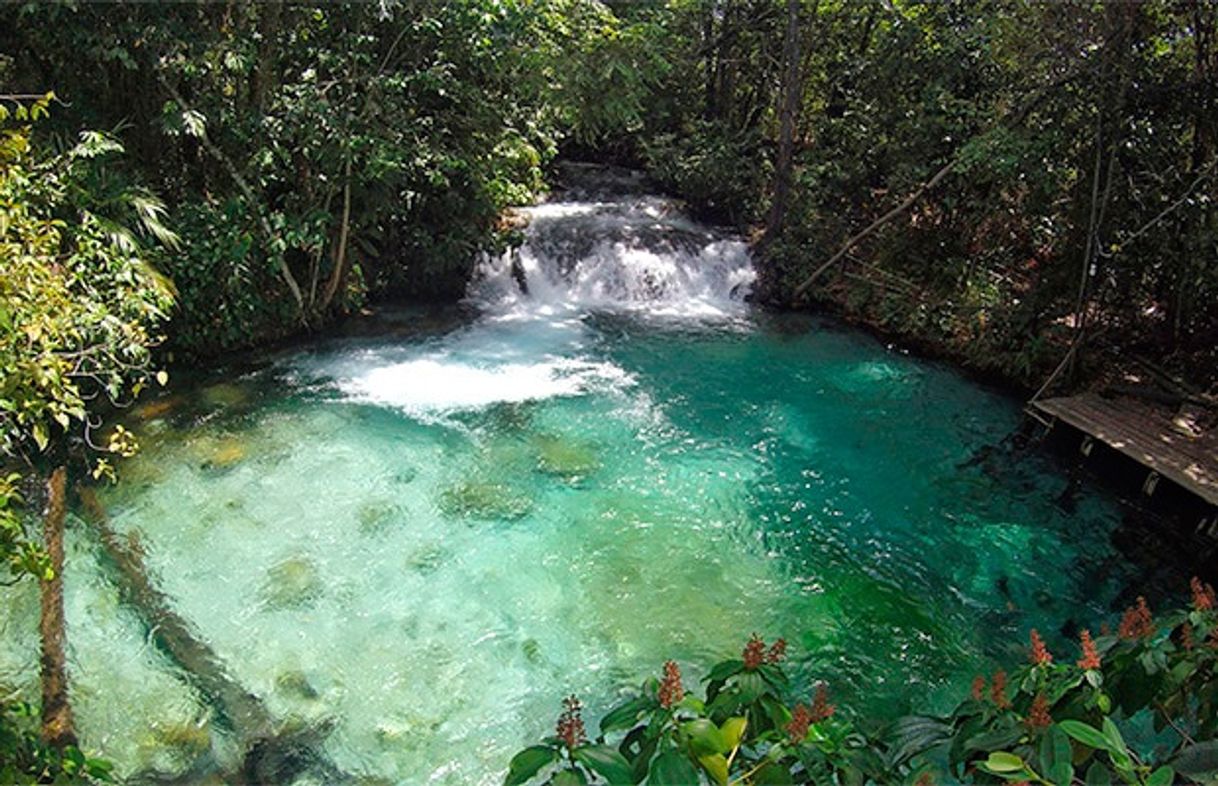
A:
[
  {"xmin": 3, "ymin": 1, "xmax": 1216, "ymax": 380},
  {"xmin": 2, "ymin": 0, "xmax": 1217, "ymax": 783}
]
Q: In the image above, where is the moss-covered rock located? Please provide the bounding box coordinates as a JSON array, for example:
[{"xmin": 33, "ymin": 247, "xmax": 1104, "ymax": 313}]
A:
[
  {"xmin": 275, "ymin": 670, "xmax": 321, "ymax": 701},
  {"xmin": 148, "ymin": 719, "xmax": 212, "ymax": 757},
  {"xmin": 200, "ymin": 382, "xmax": 249, "ymax": 409},
  {"xmin": 131, "ymin": 394, "xmax": 184, "ymax": 422},
  {"xmin": 357, "ymin": 501, "xmax": 403, "ymax": 534},
  {"xmin": 439, "ymin": 481, "xmax": 533, "ymax": 520},
  {"xmin": 260, "ymin": 556, "xmax": 323, "ymax": 610},
  {"xmin": 405, "ymin": 544, "xmax": 446, "ymax": 574},
  {"xmin": 534, "ymin": 434, "xmax": 599, "ymax": 480}
]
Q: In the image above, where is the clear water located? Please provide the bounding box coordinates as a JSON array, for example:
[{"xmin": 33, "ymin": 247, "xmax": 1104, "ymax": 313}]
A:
[{"xmin": 0, "ymin": 183, "xmax": 1177, "ymax": 784}]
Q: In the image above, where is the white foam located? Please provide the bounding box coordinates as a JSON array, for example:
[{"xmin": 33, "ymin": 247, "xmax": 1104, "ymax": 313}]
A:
[
  {"xmin": 339, "ymin": 356, "xmax": 633, "ymax": 416},
  {"xmin": 468, "ymin": 195, "xmax": 756, "ymax": 321},
  {"xmin": 309, "ymin": 189, "xmax": 754, "ymax": 420}
]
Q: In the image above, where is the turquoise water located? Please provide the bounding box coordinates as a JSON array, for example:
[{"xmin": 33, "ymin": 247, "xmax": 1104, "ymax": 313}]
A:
[{"xmin": 0, "ymin": 189, "xmax": 1173, "ymax": 784}]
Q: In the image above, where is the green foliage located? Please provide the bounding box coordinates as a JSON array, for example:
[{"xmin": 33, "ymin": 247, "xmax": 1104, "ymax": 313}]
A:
[
  {"xmin": 1, "ymin": 101, "xmax": 174, "ymax": 577},
  {"xmin": 575, "ymin": 0, "xmax": 1218, "ymax": 387},
  {"xmin": 0, "ymin": 700, "xmax": 113, "ymax": 784},
  {"xmin": 508, "ymin": 584, "xmax": 1218, "ymax": 785},
  {"xmin": 643, "ymin": 121, "xmax": 767, "ymax": 227},
  {"xmin": 0, "ymin": 473, "xmax": 48, "ymax": 582},
  {"xmin": 507, "ymin": 637, "xmax": 885, "ymax": 786},
  {"xmin": 1, "ymin": 1, "xmax": 640, "ymax": 353}
]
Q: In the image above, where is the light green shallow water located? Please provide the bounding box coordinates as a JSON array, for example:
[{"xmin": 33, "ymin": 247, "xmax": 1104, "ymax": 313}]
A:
[{"xmin": 0, "ymin": 190, "xmax": 1178, "ymax": 784}]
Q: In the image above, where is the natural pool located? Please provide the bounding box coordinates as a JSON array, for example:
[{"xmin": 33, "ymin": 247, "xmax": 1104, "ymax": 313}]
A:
[{"xmin": 0, "ymin": 184, "xmax": 1185, "ymax": 784}]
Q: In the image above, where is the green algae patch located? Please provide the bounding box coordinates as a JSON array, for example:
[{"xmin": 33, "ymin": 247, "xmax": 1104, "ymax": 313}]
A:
[
  {"xmin": 260, "ymin": 556, "xmax": 323, "ymax": 610},
  {"xmin": 439, "ymin": 480, "xmax": 533, "ymax": 520},
  {"xmin": 534, "ymin": 434, "xmax": 599, "ymax": 480},
  {"xmin": 357, "ymin": 501, "xmax": 404, "ymax": 534},
  {"xmin": 200, "ymin": 382, "xmax": 250, "ymax": 409}
]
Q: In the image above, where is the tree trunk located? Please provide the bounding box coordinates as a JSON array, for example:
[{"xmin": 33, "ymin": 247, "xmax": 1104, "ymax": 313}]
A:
[
  {"xmin": 790, "ymin": 158, "xmax": 957, "ymax": 301},
  {"xmin": 758, "ymin": 0, "xmax": 805, "ymax": 259},
  {"xmin": 319, "ymin": 155, "xmax": 353, "ymax": 313},
  {"xmin": 39, "ymin": 466, "xmax": 77, "ymax": 750},
  {"xmin": 250, "ymin": 0, "xmax": 282, "ymax": 115}
]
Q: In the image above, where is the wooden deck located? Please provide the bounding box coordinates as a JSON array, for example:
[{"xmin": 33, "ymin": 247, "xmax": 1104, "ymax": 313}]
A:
[{"xmin": 1030, "ymin": 393, "xmax": 1218, "ymax": 507}]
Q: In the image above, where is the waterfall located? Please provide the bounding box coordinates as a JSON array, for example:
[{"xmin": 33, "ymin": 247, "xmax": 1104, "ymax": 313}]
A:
[
  {"xmin": 467, "ymin": 172, "xmax": 755, "ymax": 319},
  {"xmin": 314, "ymin": 167, "xmax": 754, "ymax": 420}
]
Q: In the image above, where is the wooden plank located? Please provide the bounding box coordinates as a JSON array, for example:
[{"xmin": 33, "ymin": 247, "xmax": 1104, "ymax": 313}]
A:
[{"xmin": 1030, "ymin": 393, "xmax": 1218, "ymax": 506}]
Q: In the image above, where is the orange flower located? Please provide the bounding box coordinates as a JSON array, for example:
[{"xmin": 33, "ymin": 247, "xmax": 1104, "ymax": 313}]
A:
[
  {"xmin": 1191, "ymin": 576, "xmax": 1216, "ymax": 611},
  {"xmin": 991, "ymin": 669, "xmax": 1010, "ymax": 709},
  {"xmin": 809, "ymin": 683, "xmax": 835, "ymax": 723},
  {"xmin": 1181, "ymin": 623, "xmax": 1194, "ymax": 651},
  {"xmin": 1026, "ymin": 693, "xmax": 1052, "ymax": 730},
  {"xmin": 786, "ymin": 703, "xmax": 811, "ymax": 743},
  {"xmin": 1077, "ymin": 629, "xmax": 1101, "ymax": 670},
  {"xmin": 556, "ymin": 695, "xmax": 586, "ymax": 749},
  {"xmin": 743, "ymin": 634, "xmax": 766, "ymax": 670},
  {"xmin": 970, "ymin": 675, "xmax": 986, "ymax": 702},
  {"xmin": 914, "ymin": 773, "xmax": 936, "ymax": 786},
  {"xmin": 658, "ymin": 660, "xmax": 684, "ymax": 709},
  {"xmin": 1029, "ymin": 629, "xmax": 1053, "ymax": 666},
  {"xmin": 767, "ymin": 638, "xmax": 788, "ymax": 664},
  {"xmin": 1118, "ymin": 596, "xmax": 1154, "ymax": 640}
]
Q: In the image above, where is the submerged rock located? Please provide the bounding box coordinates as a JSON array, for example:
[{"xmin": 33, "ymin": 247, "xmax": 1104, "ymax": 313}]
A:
[
  {"xmin": 133, "ymin": 394, "xmax": 185, "ymax": 422},
  {"xmin": 151, "ymin": 720, "xmax": 212, "ymax": 757},
  {"xmin": 405, "ymin": 544, "xmax": 446, "ymax": 574},
  {"xmin": 534, "ymin": 434, "xmax": 599, "ymax": 480},
  {"xmin": 194, "ymin": 435, "xmax": 248, "ymax": 472},
  {"xmin": 439, "ymin": 481, "xmax": 533, "ymax": 521},
  {"xmin": 374, "ymin": 713, "xmax": 442, "ymax": 748},
  {"xmin": 260, "ymin": 557, "xmax": 323, "ymax": 610},
  {"xmin": 275, "ymin": 670, "xmax": 321, "ymax": 701},
  {"xmin": 200, "ymin": 382, "xmax": 249, "ymax": 410},
  {"xmin": 357, "ymin": 501, "xmax": 403, "ymax": 534}
]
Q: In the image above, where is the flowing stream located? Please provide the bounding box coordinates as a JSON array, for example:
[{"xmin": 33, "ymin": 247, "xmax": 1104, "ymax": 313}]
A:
[{"xmin": 0, "ymin": 170, "xmax": 1185, "ymax": 784}]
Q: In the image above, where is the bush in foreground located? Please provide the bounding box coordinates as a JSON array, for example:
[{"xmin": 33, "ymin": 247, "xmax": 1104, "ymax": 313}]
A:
[{"xmin": 507, "ymin": 578, "xmax": 1218, "ymax": 785}]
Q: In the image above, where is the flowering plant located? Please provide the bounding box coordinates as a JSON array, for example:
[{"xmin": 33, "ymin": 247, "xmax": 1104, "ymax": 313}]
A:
[
  {"xmin": 897, "ymin": 578, "xmax": 1218, "ymax": 785},
  {"xmin": 505, "ymin": 579, "xmax": 1218, "ymax": 785},
  {"xmin": 505, "ymin": 635, "xmax": 878, "ymax": 785}
]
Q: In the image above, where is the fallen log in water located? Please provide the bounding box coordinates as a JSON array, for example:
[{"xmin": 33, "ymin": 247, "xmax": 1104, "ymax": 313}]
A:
[{"xmin": 75, "ymin": 486, "xmax": 351, "ymax": 785}]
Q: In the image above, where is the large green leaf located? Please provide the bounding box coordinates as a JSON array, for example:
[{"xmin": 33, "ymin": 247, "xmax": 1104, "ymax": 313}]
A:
[
  {"xmin": 889, "ymin": 715, "xmax": 952, "ymax": 765},
  {"xmin": 601, "ymin": 697, "xmax": 654, "ymax": 734},
  {"xmin": 753, "ymin": 763, "xmax": 794, "ymax": 784},
  {"xmin": 505, "ymin": 745, "xmax": 558, "ymax": 786},
  {"xmin": 682, "ymin": 719, "xmax": 727, "ymax": 756},
  {"xmin": 1099, "ymin": 718, "xmax": 1127, "ymax": 756},
  {"xmin": 1172, "ymin": 740, "xmax": 1218, "ymax": 781},
  {"xmin": 1144, "ymin": 766, "xmax": 1174, "ymax": 786},
  {"xmin": 1058, "ymin": 721, "xmax": 1112, "ymax": 754},
  {"xmin": 573, "ymin": 744, "xmax": 634, "ymax": 786},
  {"xmin": 696, "ymin": 754, "xmax": 728, "ymax": 786},
  {"xmin": 1039, "ymin": 725, "xmax": 1073, "ymax": 786},
  {"xmin": 981, "ymin": 751, "xmax": 1025, "ymax": 773},
  {"xmin": 647, "ymin": 751, "xmax": 699, "ymax": 785},
  {"xmin": 703, "ymin": 660, "xmax": 745, "ymax": 684},
  {"xmin": 1083, "ymin": 762, "xmax": 1112, "ymax": 786},
  {"xmin": 964, "ymin": 724, "xmax": 1024, "ymax": 754},
  {"xmin": 719, "ymin": 717, "xmax": 747, "ymax": 750},
  {"xmin": 553, "ymin": 770, "xmax": 589, "ymax": 786},
  {"xmin": 735, "ymin": 671, "xmax": 766, "ymax": 703}
]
